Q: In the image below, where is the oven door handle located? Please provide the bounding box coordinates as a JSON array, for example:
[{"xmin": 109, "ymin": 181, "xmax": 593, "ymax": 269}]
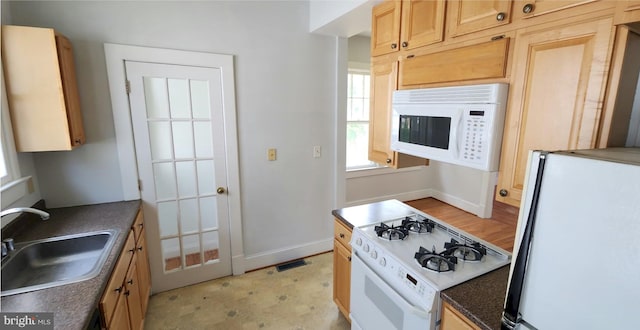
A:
[{"xmin": 353, "ymin": 252, "xmax": 432, "ymax": 320}]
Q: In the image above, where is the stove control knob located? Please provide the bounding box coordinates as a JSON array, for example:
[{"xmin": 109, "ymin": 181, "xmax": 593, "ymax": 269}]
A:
[
  {"xmin": 379, "ymin": 257, "xmax": 386, "ymax": 267},
  {"xmin": 363, "ymin": 244, "xmax": 370, "ymax": 253},
  {"xmin": 370, "ymin": 250, "xmax": 378, "ymax": 259},
  {"xmin": 355, "ymin": 238, "xmax": 362, "ymax": 246}
]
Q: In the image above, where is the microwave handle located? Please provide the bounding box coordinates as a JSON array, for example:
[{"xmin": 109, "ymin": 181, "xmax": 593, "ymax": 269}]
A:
[{"xmin": 455, "ymin": 112, "xmax": 464, "ymax": 157}]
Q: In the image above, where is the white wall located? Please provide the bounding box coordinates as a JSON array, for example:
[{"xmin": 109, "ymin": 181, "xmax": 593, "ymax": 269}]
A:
[
  {"xmin": 309, "ymin": 0, "xmax": 381, "ymax": 37},
  {"xmin": 7, "ymin": 0, "xmax": 337, "ymax": 266}
]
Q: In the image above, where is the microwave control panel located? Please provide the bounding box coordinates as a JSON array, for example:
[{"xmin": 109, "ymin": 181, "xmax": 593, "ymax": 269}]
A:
[{"xmin": 461, "ymin": 110, "xmax": 489, "ymax": 163}]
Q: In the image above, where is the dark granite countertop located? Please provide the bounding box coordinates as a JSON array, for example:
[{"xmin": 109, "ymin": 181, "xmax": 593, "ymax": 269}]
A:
[
  {"xmin": 441, "ymin": 266, "xmax": 510, "ymax": 330},
  {"xmin": 332, "ymin": 199, "xmax": 509, "ymax": 330},
  {"xmin": 331, "ymin": 199, "xmax": 416, "ymax": 229},
  {"xmin": 0, "ymin": 200, "xmax": 141, "ymax": 330}
]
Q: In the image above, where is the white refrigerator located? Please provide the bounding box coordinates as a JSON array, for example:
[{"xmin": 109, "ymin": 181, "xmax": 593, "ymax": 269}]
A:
[{"xmin": 502, "ymin": 148, "xmax": 640, "ymax": 330}]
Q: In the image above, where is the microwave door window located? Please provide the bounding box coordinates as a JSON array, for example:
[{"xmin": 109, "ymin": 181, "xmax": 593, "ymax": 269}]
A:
[{"xmin": 399, "ymin": 115, "xmax": 451, "ymax": 149}]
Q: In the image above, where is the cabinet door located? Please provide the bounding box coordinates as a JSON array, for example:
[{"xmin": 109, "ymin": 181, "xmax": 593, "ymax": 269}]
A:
[
  {"xmin": 400, "ymin": 0, "xmax": 446, "ymax": 50},
  {"xmin": 371, "ymin": 1, "xmax": 402, "ymax": 56},
  {"xmin": 54, "ymin": 33, "xmax": 85, "ymax": 147},
  {"xmin": 496, "ymin": 18, "xmax": 614, "ymax": 207},
  {"xmin": 447, "ymin": 0, "xmax": 513, "ymax": 37},
  {"xmin": 136, "ymin": 231, "xmax": 151, "ymax": 314},
  {"xmin": 125, "ymin": 254, "xmax": 144, "ymax": 330},
  {"xmin": 109, "ymin": 296, "xmax": 131, "ymax": 330},
  {"xmin": 513, "ymin": 0, "xmax": 598, "ymax": 19},
  {"xmin": 333, "ymin": 240, "xmax": 351, "ymax": 320},
  {"xmin": 441, "ymin": 301, "xmax": 480, "ymax": 330}
]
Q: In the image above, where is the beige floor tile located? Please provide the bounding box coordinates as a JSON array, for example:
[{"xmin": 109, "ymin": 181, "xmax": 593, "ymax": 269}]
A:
[{"xmin": 144, "ymin": 252, "xmax": 350, "ymax": 330}]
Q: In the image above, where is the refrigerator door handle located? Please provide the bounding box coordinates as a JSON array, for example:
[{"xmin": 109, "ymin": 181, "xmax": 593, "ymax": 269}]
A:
[{"xmin": 501, "ymin": 152, "xmax": 549, "ymax": 330}]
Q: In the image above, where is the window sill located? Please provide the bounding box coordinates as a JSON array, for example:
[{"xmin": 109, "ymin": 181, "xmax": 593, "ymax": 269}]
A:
[
  {"xmin": 346, "ymin": 165, "xmax": 427, "ymax": 179},
  {"xmin": 1, "ymin": 176, "xmax": 33, "ymax": 210}
]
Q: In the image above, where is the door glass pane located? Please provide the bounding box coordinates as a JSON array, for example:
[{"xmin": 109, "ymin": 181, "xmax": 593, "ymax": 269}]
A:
[
  {"xmin": 180, "ymin": 198, "xmax": 199, "ymax": 234},
  {"xmin": 176, "ymin": 161, "xmax": 197, "ymax": 197},
  {"xmin": 168, "ymin": 78, "xmax": 190, "ymax": 119},
  {"xmin": 191, "ymin": 80, "xmax": 211, "ymax": 119},
  {"xmin": 193, "ymin": 122, "xmax": 213, "ymax": 158},
  {"xmin": 153, "ymin": 162, "xmax": 176, "ymax": 200},
  {"xmin": 148, "ymin": 121, "xmax": 173, "ymax": 160},
  {"xmin": 196, "ymin": 160, "xmax": 215, "ymax": 195},
  {"xmin": 162, "ymin": 238, "xmax": 181, "ymax": 272},
  {"xmin": 183, "ymin": 234, "xmax": 201, "ymax": 268},
  {"xmin": 172, "ymin": 122, "xmax": 194, "ymax": 159},
  {"xmin": 143, "ymin": 77, "xmax": 170, "ymax": 119},
  {"xmin": 202, "ymin": 231, "xmax": 220, "ymax": 263},
  {"xmin": 200, "ymin": 196, "xmax": 218, "ymax": 230},
  {"xmin": 158, "ymin": 201, "xmax": 178, "ymax": 237}
]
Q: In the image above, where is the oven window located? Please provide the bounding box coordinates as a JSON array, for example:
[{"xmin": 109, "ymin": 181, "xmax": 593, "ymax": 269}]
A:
[{"xmin": 398, "ymin": 115, "xmax": 451, "ymax": 149}]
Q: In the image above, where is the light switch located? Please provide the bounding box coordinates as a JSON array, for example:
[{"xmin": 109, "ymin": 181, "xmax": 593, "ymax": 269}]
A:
[
  {"xmin": 313, "ymin": 146, "xmax": 321, "ymax": 158},
  {"xmin": 268, "ymin": 148, "xmax": 277, "ymax": 161}
]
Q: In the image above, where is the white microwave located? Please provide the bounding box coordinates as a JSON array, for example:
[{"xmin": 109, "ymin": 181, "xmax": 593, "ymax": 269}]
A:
[{"xmin": 390, "ymin": 83, "xmax": 509, "ymax": 171}]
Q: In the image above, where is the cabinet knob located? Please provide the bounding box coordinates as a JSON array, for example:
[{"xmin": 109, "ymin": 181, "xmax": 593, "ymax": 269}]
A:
[
  {"xmin": 499, "ymin": 189, "xmax": 509, "ymax": 197},
  {"xmin": 386, "ymin": 158, "xmax": 392, "ymax": 164},
  {"xmin": 522, "ymin": 3, "xmax": 534, "ymax": 14},
  {"xmin": 124, "ymin": 290, "xmax": 131, "ymax": 297},
  {"xmin": 348, "ymin": 256, "xmax": 352, "ymax": 262},
  {"xmin": 391, "ymin": 43, "xmax": 397, "ymax": 49},
  {"xmin": 496, "ymin": 12, "xmax": 506, "ymax": 21},
  {"xmin": 401, "ymin": 41, "xmax": 408, "ymax": 48},
  {"xmin": 74, "ymin": 139, "xmax": 82, "ymax": 145},
  {"xmin": 137, "ymin": 246, "xmax": 143, "ymax": 251},
  {"xmin": 339, "ymin": 233, "xmax": 345, "ymax": 238}
]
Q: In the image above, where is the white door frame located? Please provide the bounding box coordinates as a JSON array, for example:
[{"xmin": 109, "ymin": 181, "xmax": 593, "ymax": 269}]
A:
[{"xmin": 104, "ymin": 43, "xmax": 245, "ymax": 275}]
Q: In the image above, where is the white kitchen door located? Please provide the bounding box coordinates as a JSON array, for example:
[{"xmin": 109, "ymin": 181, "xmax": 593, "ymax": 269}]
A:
[{"xmin": 125, "ymin": 61, "xmax": 232, "ymax": 292}]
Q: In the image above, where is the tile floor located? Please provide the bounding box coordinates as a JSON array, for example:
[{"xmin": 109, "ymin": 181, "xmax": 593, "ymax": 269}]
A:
[{"xmin": 144, "ymin": 252, "xmax": 350, "ymax": 330}]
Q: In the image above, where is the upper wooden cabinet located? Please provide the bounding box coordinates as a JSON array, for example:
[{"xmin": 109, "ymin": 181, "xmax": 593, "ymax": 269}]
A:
[
  {"xmin": 447, "ymin": 0, "xmax": 513, "ymax": 38},
  {"xmin": 614, "ymin": 0, "xmax": 640, "ymax": 24},
  {"xmin": 513, "ymin": 0, "xmax": 602, "ymax": 20},
  {"xmin": 496, "ymin": 17, "xmax": 615, "ymax": 207},
  {"xmin": 369, "ymin": 61, "xmax": 427, "ymax": 168},
  {"xmin": 1, "ymin": 25, "xmax": 85, "ymax": 152},
  {"xmin": 371, "ymin": 0, "xmax": 446, "ymax": 56}
]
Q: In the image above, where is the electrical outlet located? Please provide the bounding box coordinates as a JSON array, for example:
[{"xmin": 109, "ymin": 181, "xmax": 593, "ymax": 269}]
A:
[
  {"xmin": 268, "ymin": 148, "xmax": 277, "ymax": 161},
  {"xmin": 313, "ymin": 146, "xmax": 321, "ymax": 158}
]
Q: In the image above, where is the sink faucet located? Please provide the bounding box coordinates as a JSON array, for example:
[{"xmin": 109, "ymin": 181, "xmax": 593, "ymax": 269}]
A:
[{"xmin": 0, "ymin": 207, "xmax": 50, "ymax": 220}]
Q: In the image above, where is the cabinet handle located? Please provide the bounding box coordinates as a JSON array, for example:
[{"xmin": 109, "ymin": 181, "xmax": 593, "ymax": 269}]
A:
[
  {"xmin": 391, "ymin": 43, "xmax": 397, "ymax": 49},
  {"xmin": 74, "ymin": 139, "xmax": 82, "ymax": 145},
  {"xmin": 128, "ymin": 247, "xmax": 135, "ymax": 253},
  {"xmin": 339, "ymin": 233, "xmax": 345, "ymax": 238},
  {"xmin": 386, "ymin": 158, "xmax": 392, "ymax": 164},
  {"xmin": 348, "ymin": 256, "xmax": 352, "ymax": 262},
  {"xmin": 137, "ymin": 246, "xmax": 143, "ymax": 251},
  {"xmin": 401, "ymin": 41, "xmax": 408, "ymax": 48},
  {"xmin": 115, "ymin": 286, "xmax": 123, "ymax": 293},
  {"xmin": 496, "ymin": 12, "xmax": 506, "ymax": 21},
  {"xmin": 522, "ymin": 3, "xmax": 534, "ymax": 14},
  {"xmin": 499, "ymin": 189, "xmax": 509, "ymax": 197},
  {"xmin": 128, "ymin": 279, "xmax": 134, "ymax": 285},
  {"xmin": 124, "ymin": 290, "xmax": 130, "ymax": 297}
]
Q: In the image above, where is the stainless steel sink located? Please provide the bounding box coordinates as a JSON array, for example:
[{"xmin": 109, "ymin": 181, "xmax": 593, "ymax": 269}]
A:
[{"xmin": 1, "ymin": 230, "xmax": 118, "ymax": 297}]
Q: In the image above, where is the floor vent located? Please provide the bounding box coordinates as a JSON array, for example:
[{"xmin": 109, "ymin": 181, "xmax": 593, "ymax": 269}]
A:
[{"xmin": 276, "ymin": 259, "xmax": 307, "ymax": 272}]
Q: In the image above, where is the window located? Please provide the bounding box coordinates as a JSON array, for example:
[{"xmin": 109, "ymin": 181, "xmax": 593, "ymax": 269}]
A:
[{"xmin": 346, "ymin": 70, "xmax": 379, "ymax": 170}]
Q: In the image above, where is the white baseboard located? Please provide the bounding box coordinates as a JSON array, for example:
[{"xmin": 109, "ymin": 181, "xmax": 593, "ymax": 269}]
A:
[
  {"xmin": 345, "ymin": 189, "xmax": 434, "ymax": 207},
  {"xmin": 430, "ymin": 190, "xmax": 492, "ymax": 218},
  {"xmin": 243, "ymin": 238, "xmax": 333, "ymax": 272}
]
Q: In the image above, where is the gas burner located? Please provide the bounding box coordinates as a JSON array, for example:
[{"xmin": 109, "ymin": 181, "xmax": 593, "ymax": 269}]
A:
[
  {"xmin": 401, "ymin": 216, "xmax": 435, "ymax": 234},
  {"xmin": 443, "ymin": 239, "xmax": 486, "ymax": 262},
  {"xmin": 374, "ymin": 223, "xmax": 409, "ymax": 241},
  {"xmin": 415, "ymin": 246, "xmax": 457, "ymax": 272}
]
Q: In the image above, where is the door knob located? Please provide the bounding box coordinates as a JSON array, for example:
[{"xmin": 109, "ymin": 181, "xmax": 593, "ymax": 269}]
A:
[{"xmin": 217, "ymin": 187, "xmax": 226, "ymax": 194}]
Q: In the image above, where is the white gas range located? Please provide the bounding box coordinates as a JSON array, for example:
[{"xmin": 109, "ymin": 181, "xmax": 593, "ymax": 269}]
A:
[{"xmin": 349, "ymin": 202, "xmax": 511, "ymax": 330}]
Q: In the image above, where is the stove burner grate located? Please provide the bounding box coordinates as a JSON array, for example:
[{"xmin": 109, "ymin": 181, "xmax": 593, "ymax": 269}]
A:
[
  {"xmin": 414, "ymin": 246, "xmax": 457, "ymax": 272},
  {"xmin": 443, "ymin": 238, "xmax": 486, "ymax": 262},
  {"xmin": 401, "ymin": 216, "xmax": 435, "ymax": 234},
  {"xmin": 374, "ymin": 223, "xmax": 409, "ymax": 241}
]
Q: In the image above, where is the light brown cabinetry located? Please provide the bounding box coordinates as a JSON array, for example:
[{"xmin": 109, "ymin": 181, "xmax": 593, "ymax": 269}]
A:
[
  {"xmin": 100, "ymin": 209, "xmax": 151, "ymax": 330},
  {"xmin": 446, "ymin": 0, "xmax": 513, "ymax": 38},
  {"xmin": 1, "ymin": 25, "xmax": 85, "ymax": 152},
  {"xmin": 369, "ymin": 61, "xmax": 427, "ymax": 168},
  {"xmin": 333, "ymin": 219, "xmax": 352, "ymax": 321},
  {"xmin": 440, "ymin": 301, "xmax": 481, "ymax": 330},
  {"xmin": 614, "ymin": 0, "xmax": 640, "ymax": 24},
  {"xmin": 496, "ymin": 17, "xmax": 615, "ymax": 207},
  {"xmin": 371, "ymin": 0, "xmax": 445, "ymax": 56},
  {"xmin": 513, "ymin": 0, "xmax": 599, "ymax": 20}
]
